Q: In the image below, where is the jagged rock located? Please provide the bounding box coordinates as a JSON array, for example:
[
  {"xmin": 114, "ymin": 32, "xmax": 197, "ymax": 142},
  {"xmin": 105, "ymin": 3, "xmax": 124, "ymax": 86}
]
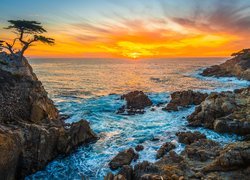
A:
[
  {"xmin": 176, "ymin": 131, "xmax": 206, "ymax": 145},
  {"xmin": 183, "ymin": 139, "xmax": 221, "ymax": 162},
  {"xmin": 118, "ymin": 165, "xmax": 133, "ymax": 180},
  {"xmin": 118, "ymin": 91, "xmax": 152, "ymax": 115},
  {"xmin": 135, "ymin": 144, "xmax": 144, "ymax": 152},
  {"xmin": 156, "ymin": 142, "xmax": 176, "ymax": 159},
  {"xmin": 104, "ymin": 173, "xmax": 114, "ymax": 180},
  {"xmin": 106, "ymin": 139, "xmax": 250, "ymax": 179},
  {"xmin": 163, "ymin": 90, "xmax": 208, "ymax": 111},
  {"xmin": 203, "ymin": 141, "xmax": 250, "ymax": 172},
  {"xmin": 109, "ymin": 148, "xmax": 136, "ymax": 170},
  {"xmin": 133, "ymin": 161, "xmax": 160, "ymax": 180},
  {"xmin": 140, "ymin": 174, "xmax": 164, "ymax": 180},
  {"xmin": 201, "ymin": 49, "xmax": 250, "ymax": 80},
  {"xmin": 0, "ymin": 54, "xmax": 97, "ymax": 179},
  {"xmin": 188, "ymin": 88, "xmax": 250, "ymax": 135}
]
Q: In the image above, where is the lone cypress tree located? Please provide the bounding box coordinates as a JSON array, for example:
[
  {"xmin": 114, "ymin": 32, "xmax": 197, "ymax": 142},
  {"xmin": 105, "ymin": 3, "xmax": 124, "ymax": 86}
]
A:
[{"xmin": 2, "ymin": 20, "xmax": 55, "ymax": 59}]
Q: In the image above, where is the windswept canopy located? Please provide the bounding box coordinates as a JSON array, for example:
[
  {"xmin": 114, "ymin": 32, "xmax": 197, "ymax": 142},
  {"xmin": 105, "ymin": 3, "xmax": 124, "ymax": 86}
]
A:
[
  {"xmin": 2, "ymin": 20, "xmax": 55, "ymax": 59},
  {"xmin": 5, "ymin": 20, "xmax": 46, "ymax": 34}
]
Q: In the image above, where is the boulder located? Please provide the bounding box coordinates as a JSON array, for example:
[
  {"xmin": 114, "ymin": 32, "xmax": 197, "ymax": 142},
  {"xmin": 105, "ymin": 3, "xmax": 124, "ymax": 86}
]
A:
[
  {"xmin": 135, "ymin": 144, "xmax": 144, "ymax": 152},
  {"xmin": 164, "ymin": 90, "xmax": 208, "ymax": 111},
  {"xmin": 201, "ymin": 49, "xmax": 250, "ymax": 80},
  {"xmin": 118, "ymin": 91, "xmax": 152, "ymax": 115},
  {"xmin": 183, "ymin": 139, "xmax": 221, "ymax": 162},
  {"xmin": 188, "ymin": 88, "xmax": 250, "ymax": 135},
  {"xmin": 156, "ymin": 142, "xmax": 176, "ymax": 159},
  {"xmin": 118, "ymin": 165, "xmax": 133, "ymax": 180},
  {"xmin": 106, "ymin": 139, "xmax": 250, "ymax": 179},
  {"xmin": 109, "ymin": 148, "xmax": 136, "ymax": 170},
  {"xmin": 176, "ymin": 131, "xmax": 206, "ymax": 145}
]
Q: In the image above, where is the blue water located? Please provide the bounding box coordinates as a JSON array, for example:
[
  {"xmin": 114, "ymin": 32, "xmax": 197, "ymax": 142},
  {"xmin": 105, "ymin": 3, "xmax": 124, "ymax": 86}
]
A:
[{"xmin": 27, "ymin": 58, "xmax": 249, "ymax": 179}]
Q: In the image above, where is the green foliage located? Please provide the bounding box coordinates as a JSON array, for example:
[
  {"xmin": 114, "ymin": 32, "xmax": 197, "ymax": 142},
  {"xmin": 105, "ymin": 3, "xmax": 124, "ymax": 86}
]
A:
[
  {"xmin": 34, "ymin": 35, "xmax": 55, "ymax": 45},
  {"xmin": 5, "ymin": 20, "xmax": 46, "ymax": 34},
  {"xmin": 2, "ymin": 20, "xmax": 55, "ymax": 58}
]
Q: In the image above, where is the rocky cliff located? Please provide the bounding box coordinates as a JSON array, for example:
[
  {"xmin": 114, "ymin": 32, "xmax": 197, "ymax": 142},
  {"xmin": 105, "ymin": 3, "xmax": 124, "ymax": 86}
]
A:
[
  {"xmin": 201, "ymin": 49, "xmax": 250, "ymax": 80},
  {"xmin": 0, "ymin": 52, "xmax": 97, "ymax": 179}
]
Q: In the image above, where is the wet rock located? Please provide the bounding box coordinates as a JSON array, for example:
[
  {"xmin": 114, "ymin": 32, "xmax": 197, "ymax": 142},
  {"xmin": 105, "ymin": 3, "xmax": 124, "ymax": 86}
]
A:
[
  {"xmin": 118, "ymin": 165, "xmax": 133, "ymax": 180},
  {"xmin": 176, "ymin": 131, "xmax": 206, "ymax": 145},
  {"xmin": 109, "ymin": 148, "xmax": 136, "ymax": 170},
  {"xmin": 134, "ymin": 153, "xmax": 139, "ymax": 162},
  {"xmin": 104, "ymin": 173, "xmax": 114, "ymax": 180},
  {"xmin": 163, "ymin": 90, "xmax": 208, "ymax": 111},
  {"xmin": 188, "ymin": 88, "xmax": 250, "ymax": 135},
  {"xmin": 0, "ymin": 54, "xmax": 97, "ymax": 178},
  {"xmin": 135, "ymin": 144, "xmax": 144, "ymax": 151},
  {"xmin": 133, "ymin": 161, "xmax": 160, "ymax": 180},
  {"xmin": 168, "ymin": 150, "xmax": 184, "ymax": 163},
  {"xmin": 204, "ymin": 141, "xmax": 250, "ymax": 172},
  {"xmin": 184, "ymin": 139, "xmax": 221, "ymax": 162},
  {"xmin": 118, "ymin": 91, "xmax": 153, "ymax": 115},
  {"xmin": 156, "ymin": 142, "xmax": 176, "ymax": 159},
  {"xmin": 201, "ymin": 49, "xmax": 250, "ymax": 80},
  {"xmin": 106, "ymin": 139, "xmax": 250, "ymax": 179},
  {"xmin": 140, "ymin": 174, "xmax": 163, "ymax": 180}
]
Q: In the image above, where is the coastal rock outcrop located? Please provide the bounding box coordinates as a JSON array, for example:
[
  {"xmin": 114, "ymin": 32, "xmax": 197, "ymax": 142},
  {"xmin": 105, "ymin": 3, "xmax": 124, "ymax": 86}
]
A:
[
  {"xmin": 117, "ymin": 91, "xmax": 152, "ymax": 115},
  {"xmin": 188, "ymin": 88, "xmax": 250, "ymax": 135},
  {"xmin": 176, "ymin": 131, "xmax": 207, "ymax": 145},
  {"xmin": 107, "ymin": 135, "xmax": 250, "ymax": 179},
  {"xmin": 0, "ymin": 53, "xmax": 97, "ymax": 179},
  {"xmin": 163, "ymin": 90, "xmax": 208, "ymax": 111},
  {"xmin": 109, "ymin": 148, "xmax": 136, "ymax": 170},
  {"xmin": 201, "ymin": 49, "xmax": 250, "ymax": 80},
  {"xmin": 156, "ymin": 142, "xmax": 176, "ymax": 159}
]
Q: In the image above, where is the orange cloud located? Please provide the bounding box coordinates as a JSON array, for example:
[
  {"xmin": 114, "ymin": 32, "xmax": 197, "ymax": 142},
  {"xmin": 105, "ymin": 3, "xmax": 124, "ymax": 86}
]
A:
[{"xmin": 1, "ymin": 1, "xmax": 249, "ymax": 59}]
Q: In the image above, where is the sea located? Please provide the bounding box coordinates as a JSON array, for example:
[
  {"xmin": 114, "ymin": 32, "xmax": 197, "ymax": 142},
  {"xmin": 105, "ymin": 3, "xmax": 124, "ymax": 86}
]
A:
[{"xmin": 27, "ymin": 58, "xmax": 250, "ymax": 179}]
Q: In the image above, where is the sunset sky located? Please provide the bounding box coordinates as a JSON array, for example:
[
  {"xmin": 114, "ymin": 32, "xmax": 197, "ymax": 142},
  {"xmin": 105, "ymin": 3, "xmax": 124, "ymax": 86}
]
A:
[{"xmin": 0, "ymin": 0, "xmax": 250, "ymax": 58}]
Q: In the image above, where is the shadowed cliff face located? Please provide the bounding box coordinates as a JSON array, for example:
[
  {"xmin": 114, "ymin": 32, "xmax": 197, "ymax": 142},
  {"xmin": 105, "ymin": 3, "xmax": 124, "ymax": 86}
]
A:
[
  {"xmin": 0, "ymin": 68, "xmax": 58, "ymax": 123},
  {"xmin": 0, "ymin": 52, "xmax": 97, "ymax": 179}
]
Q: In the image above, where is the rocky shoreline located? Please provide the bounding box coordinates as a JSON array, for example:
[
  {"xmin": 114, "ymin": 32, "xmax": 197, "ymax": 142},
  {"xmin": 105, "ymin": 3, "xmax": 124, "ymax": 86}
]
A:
[
  {"xmin": 201, "ymin": 49, "xmax": 250, "ymax": 80},
  {"xmin": 0, "ymin": 53, "xmax": 98, "ymax": 179},
  {"xmin": 106, "ymin": 50, "xmax": 250, "ymax": 180},
  {"xmin": 0, "ymin": 49, "xmax": 249, "ymax": 179}
]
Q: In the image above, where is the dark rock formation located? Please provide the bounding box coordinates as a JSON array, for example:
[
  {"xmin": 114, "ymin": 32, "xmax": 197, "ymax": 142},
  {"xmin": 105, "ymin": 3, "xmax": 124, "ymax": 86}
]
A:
[
  {"xmin": 118, "ymin": 165, "xmax": 134, "ymax": 180},
  {"xmin": 183, "ymin": 139, "xmax": 221, "ymax": 162},
  {"xmin": 201, "ymin": 49, "xmax": 250, "ymax": 80},
  {"xmin": 188, "ymin": 88, "xmax": 250, "ymax": 135},
  {"xmin": 0, "ymin": 53, "xmax": 97, "ymax": 179},
  {"xmin": 109, "ymin": 148, "xmax": 136, "ymax": 170},
  {"xmin": 118, "ymin": 91, "xmax": 152, "ymax": 115},
  {"xmin": 135, "ymin": 144, "xmax": 144, "ymax": 152},
  {"xmin": 203, "ymin": 141, "xmax": 250, "ymax": 172},
  {"xmin": 163, "ymin": 90, "xmax": 208, "ymax": 111},
  {"xmin": 156, "ymin": 142, "xmax": 176, "ymax": 159},
  {"xmin": 108, "ymin": 138, "xmax": 250, "ymax": 179},
  {"xmin": 133, "ymin": 161, "xmax": 160, "ymax": 180},
  {"xmin": 176, "ymin": 131, "xmax": 206, "ymax": 145}
]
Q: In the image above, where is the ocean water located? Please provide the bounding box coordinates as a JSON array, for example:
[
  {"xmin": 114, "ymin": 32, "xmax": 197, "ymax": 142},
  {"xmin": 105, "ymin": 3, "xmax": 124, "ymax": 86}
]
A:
[{"xmin": 27, "ymin": 58, "xmax": 249, "ymax": 179}]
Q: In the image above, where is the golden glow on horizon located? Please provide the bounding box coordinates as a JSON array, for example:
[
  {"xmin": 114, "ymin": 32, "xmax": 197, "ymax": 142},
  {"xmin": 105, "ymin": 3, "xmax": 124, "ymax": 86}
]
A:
[{"xmin": 1, "ymin": 18, "xmax": 247, "ymax": 59}]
